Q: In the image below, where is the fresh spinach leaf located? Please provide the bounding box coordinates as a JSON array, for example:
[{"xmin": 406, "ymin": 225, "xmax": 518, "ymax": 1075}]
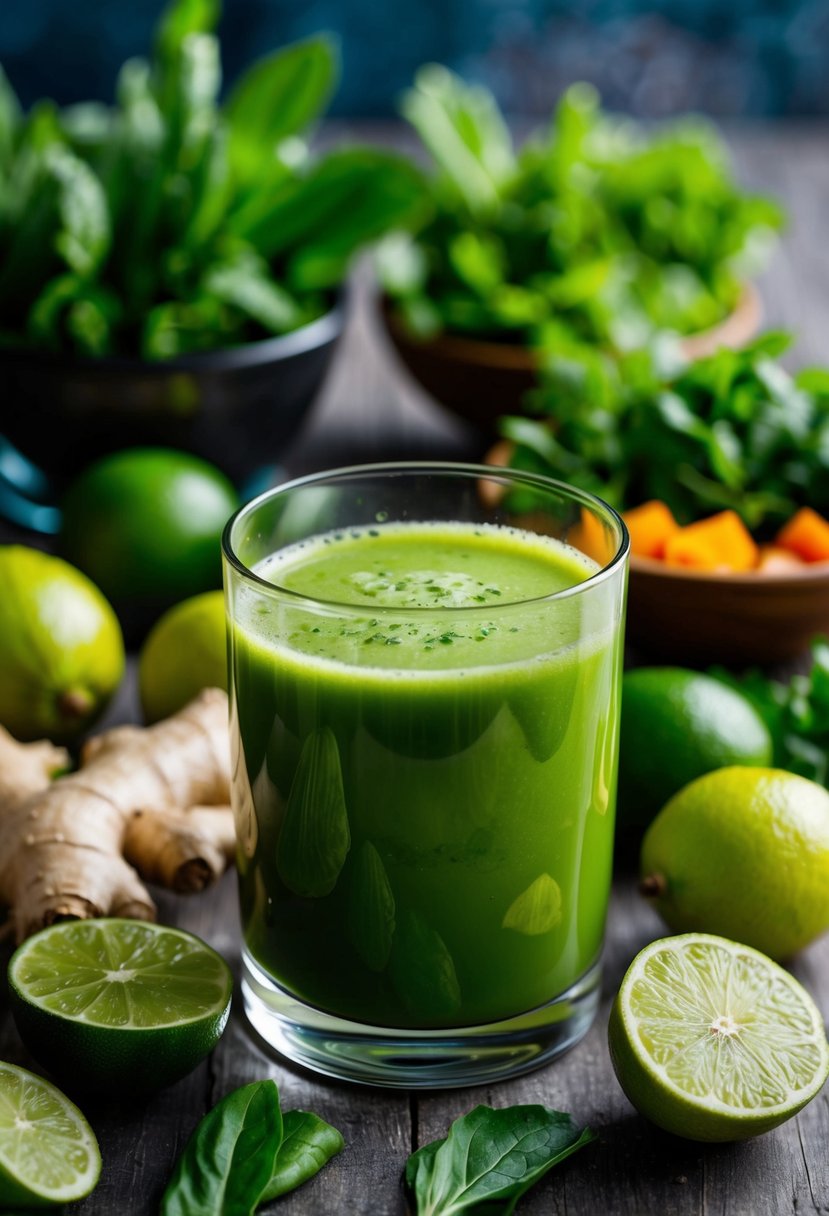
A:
[
  {"xmin": 406, "ymin": 1104, "xmax": 595, "ymax": 1216},
  {"xmin": 160, "ymin": 1080, "xmax": 282, "ymax": 1216},
  {"xmin": 225, "ymin": 37, "xmax": 337, "ymax": 188},
  {"xmin": 260, "ymin": 1109, "xmax": 345, "ymax": 1202}
]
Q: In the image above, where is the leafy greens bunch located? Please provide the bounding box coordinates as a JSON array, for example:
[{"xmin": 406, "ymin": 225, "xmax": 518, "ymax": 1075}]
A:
[
  {"xmin": 503, "ymin": 332, "xmax": 829, "ymax": 534},
  {"xmin": 380, "ymin": 68, "xmax": 782, "ymax": 349},
  {"xmin": 0, "ymin": 0, "xmax": 424, "ymax": 360}
]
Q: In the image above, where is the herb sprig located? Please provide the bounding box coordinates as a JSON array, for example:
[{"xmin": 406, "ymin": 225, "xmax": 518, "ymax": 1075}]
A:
[{"xmin": 502, "ymin": 333, "xmax": 829, "ymax": 534}]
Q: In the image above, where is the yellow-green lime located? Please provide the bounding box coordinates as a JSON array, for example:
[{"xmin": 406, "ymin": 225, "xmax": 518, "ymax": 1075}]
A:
[
  {"xmin": 0, "ymin": 1060, "xmax": 101, "ymax": 1208},
  {"xmin": 9, "ymin": 919, "xmax": 233, "ymax": 1096},
  {"xmin": 608, "ymin": 933, "xmax": 829, "ymax": 1141},
  {"xmin": 641, "ymin": 767, "xmax": 829, "ymax": 959},
  {"xmin": 60, "ymin": 448, "xmax": 238, "ymax": 605},
  {"xmin": 618, "ymin": 668, "xmax": 773, "ymax": 843},
  {"xmin": 139, "ymin": 591, "xmax": 227, "ymax": 724},
  {"xmin": 0, "ymin": 546, "xmax": 124, "ymax": 742}
]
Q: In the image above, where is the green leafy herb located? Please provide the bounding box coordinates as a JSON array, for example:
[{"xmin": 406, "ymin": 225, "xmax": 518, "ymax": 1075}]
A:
[
  {"xmin": 160, "ymin": 1080, "xmax": 282, "ymax": 1216},
  {"xmin": 713, "ymin": 638, "xmax": 829, "ymax": 787},
  {"xmin": 381, "ymin": 71, "xmax": 782, "ymax": 349},
  {"xmin": 503, "ymin": 333, "xmax": 829, "ymax": 533},
  {"xmin": 261, "ymin": 1110, "xmax": 345, "ymax": 1202},
  {"xmin": 161, "ymin": 1080, "xmax": 344, "ymax": 1214},
  {"xmin": 405, "ymin": 1104, "xmax": 595, "ymax": 1215},
  {"xmin": 0, "ymin": 0, "xmax": 425, "ymax": 358}
]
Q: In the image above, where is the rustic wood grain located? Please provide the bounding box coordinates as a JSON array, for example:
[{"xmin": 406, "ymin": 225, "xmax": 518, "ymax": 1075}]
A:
[{"xmin": 0, "ymin": 124, "xmax": 827, "ymax": 1215}]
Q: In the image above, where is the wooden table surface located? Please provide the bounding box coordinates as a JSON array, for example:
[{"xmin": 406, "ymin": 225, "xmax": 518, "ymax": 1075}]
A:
[{"xmin": 1, "ymin": 122, "xmax": 828, "ymax": 1215}]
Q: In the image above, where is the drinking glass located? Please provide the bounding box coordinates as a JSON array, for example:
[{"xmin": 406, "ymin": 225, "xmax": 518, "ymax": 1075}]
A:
[{"xmin": 222, "ymin": 462, "xmax": 628, "ymax": 1086}]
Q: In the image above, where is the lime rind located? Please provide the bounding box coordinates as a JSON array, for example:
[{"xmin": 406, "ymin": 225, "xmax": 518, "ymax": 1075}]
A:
[
  {"xmin": 612, "ymin": 934, "xmax": 829, "ymax": 1139},
  {"xmin": 0, "ymin": 1062, "xmax": 101, "ymax": 1204},
  {"xmin": 9, "ymin": 919, "xmax": 233, "ymax": 1031}
]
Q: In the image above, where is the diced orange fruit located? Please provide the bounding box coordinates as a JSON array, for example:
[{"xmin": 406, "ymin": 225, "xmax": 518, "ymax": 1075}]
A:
[
  {"xmin": 757, "ymin": 545, "xmax": 806, "ymax": 574},
  {"xmin": 664, "ymin": 510, "xmax": 759, "ymax": 572},
  {"xmin": 775, "ymin": 507, "xmax": 829, "ymax": 563},
  {"xmin": 622, "ymin": 500, "xmax": 680, "ymax": 560}
]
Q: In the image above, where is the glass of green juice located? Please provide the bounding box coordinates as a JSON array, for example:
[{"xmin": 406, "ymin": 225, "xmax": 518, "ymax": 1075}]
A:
[{"xmin": 223, "ymin": 462, "xmax": 628, "ymax": 1087}]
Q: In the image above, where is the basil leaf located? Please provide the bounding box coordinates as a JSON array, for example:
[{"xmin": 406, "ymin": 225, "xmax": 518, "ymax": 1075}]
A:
[
  {"xmin": 225, "ymin": 37, "xmax": 336, "ymax": 187},
  {"xmin": 406, "ymin": 1104, "xmax": 595, "ymax": 1216},
  {"xmin": 261, "ymin": 1109, "xmax": 345, "ymax": 1202},
  {"xmin": 160, "ymin": 1080, "xmax": 282, "ymax": 1216},
  {"xmin": 155, "ymin": 0, "xmax": 219, "ymax": 62},
  {"xmin": 401, "ymin": 64, "xmax": 515, "ymax": 217},
  {"xmin": 203, "ymin": 247, "xmax": 307, "ymax": 335}
]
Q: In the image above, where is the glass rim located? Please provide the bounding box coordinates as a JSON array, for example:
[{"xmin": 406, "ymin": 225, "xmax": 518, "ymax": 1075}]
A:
[{"xmin": 222, "ymin": 460, "xmax": 630, "ymax": 613}]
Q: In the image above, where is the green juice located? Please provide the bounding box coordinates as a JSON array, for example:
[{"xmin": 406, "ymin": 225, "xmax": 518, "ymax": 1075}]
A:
[{"xmin": 229, "ymin": 521, "xmax": 622, "ymax": 1029}]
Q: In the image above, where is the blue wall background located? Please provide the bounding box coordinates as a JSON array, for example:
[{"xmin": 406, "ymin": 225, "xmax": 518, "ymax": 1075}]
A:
[{"xmin": 2, "ymin": 0, "xmax": 828, "ymax": 118}]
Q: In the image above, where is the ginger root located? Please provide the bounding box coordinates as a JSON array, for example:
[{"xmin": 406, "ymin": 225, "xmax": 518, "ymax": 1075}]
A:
[{"xmin": 0, "ymin": 688, "xmax": 234, "ymax": 944}]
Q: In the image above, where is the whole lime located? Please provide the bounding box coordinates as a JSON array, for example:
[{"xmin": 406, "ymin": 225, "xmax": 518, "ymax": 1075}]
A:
[
  {"xmin": 0, "ymin": 546, "xmax": 124, "ymax": 741},
  {"xmin": 640, "ymin": 766, "xmax": 829, "ymax": 959},
  {"xmin": 617, "ymin": 668, "xmax": 773, "ymax": 845},
  {"xmin": 60, "ymin": 448, "xmax": 238, "ymax": 608},
  {"xmin": 139, "ymin": 590, "xmax": 227, "ymax": 724}
]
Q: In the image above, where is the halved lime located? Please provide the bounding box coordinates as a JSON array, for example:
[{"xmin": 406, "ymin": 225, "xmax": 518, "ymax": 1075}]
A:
[
  {"xmin": 0, "ymin": 1061, "xmax": 101, "ymax": 1208},
  {"xmin": 608, "ymin": 933, "xmax": 829, "ymax": 1142},
  {"xmin": 9, "ymin": 919, "xmax": 233, "ymax": 1096}
]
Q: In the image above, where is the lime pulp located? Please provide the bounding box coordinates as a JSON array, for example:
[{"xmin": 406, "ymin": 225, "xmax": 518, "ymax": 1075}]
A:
[
  {"xmin": 0, "ymin": 1061, "xmax": 101, "ymax": 1207},
  {"xmin": 609, "ymin": 933, "xmax": 829, "ymax": 1141},
  {"xmin": 9, "ymin": 919, "xmax": 233, "ymax": 1095}
]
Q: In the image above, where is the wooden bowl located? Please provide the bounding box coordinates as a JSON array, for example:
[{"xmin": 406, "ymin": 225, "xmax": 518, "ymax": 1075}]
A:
[
  {"xmin": 627, "ymin": 556, "xmax": 829, "ymax": 665},
  {"xmin": 482, "ymin": 442, "xmax": 829, "ymax": 665},
  {"xmin": 380, "ymin": 285, "xmax": 761, "ymax": 429}
]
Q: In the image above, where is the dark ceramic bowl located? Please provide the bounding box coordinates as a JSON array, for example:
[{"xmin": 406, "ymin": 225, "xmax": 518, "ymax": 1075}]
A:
[
  {"xmin": 0, "ymin": 296, "xmax": 345, "ymax": 493},
  {"xmin": 380, "ymin": 285, "xmax": 761, "ymax": 430}
]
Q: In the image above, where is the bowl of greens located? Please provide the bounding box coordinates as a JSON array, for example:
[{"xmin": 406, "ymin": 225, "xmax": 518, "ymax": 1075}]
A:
[
  {"xmin": 498, "ymin": 333, "xmax": 829, "ymax": 663},
  {"xmin": 378, "ymin": 68, "xmax": 779, "ymax": 430},
  {"xmin": 0, "ymin": 0, "xmax": 424, "ymax": 488}
]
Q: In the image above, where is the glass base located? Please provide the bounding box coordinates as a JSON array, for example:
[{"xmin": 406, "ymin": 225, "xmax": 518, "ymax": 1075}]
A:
[{"xmin": 241, "ymin": 950, "xmax": 601, "ymax": 1088}]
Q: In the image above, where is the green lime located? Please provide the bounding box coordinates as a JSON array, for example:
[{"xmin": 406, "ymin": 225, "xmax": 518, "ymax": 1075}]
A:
[
  {"xmin": 139, "ymin": 590, "xmax": 227, "ymax": 724},
  {"xmin": 60, "ymin": 448, "xmax": 238, "ymax": 606},
  {"xmin": 0, "ymin": 545, "xmax": 124, "ymax": 742},
  {"xmin": 9, "ymin": 919, "xmax": 233, "ymax": 1096},
  {"xmin": 608, "ymin": 933, "xmax": 829, "ymax": 1141},
  {"xmin": 641, "ymin": 767, "xmax": 829, "ymax": 959},
  {"xmin": 617, "ymin": 668, "xmax": 773, "ymax": 844},
  {"xmin": 0, "ymin": 1060, "xmax": 101, "ymax": 1208}
]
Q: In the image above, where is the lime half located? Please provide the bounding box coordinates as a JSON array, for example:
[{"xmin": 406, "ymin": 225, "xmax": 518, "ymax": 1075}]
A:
[
  {"xmin": 0, "ymin": 1061, "xmax": 101, "ymax": 1208},
  {"xmin": 609, "ymin": 933, "xmax": 829, "ymax": 1142},
  {"xmin": 9, "ymin": 919, "xmax": 233, "ymax": 1096}
]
